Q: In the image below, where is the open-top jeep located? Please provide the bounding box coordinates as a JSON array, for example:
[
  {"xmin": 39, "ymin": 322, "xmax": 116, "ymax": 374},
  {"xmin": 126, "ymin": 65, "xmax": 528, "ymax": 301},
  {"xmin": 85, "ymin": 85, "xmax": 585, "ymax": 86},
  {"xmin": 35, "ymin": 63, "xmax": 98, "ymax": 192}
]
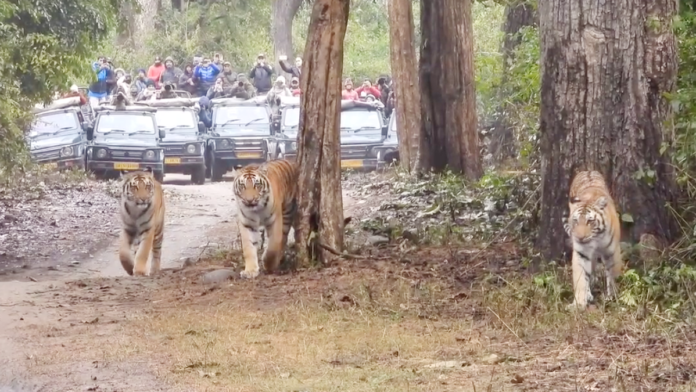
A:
[
  {"xmin": 278, "ymin": 99, "xmax": 387, "ymax": 170},
  {"xmin": 85, "ymin": 105, "xmax": 166, "ymax": 181},
  {"xmin": 134, "ymin": 98, "xmax": 207, "ymax": 184},
  {"xmin": 207, "ymin": 97, "xmax": 271, "ymax": 181},
  {"xmin": 28, "ymin": 96, "xmax": 91, "ymax": 171}
]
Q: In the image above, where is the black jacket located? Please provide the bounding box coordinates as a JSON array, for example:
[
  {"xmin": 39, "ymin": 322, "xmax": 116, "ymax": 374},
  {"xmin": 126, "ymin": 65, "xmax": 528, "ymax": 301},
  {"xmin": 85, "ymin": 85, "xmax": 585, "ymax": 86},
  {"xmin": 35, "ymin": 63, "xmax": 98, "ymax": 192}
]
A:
[
  {"xmin": 249, "ymin": 64, "xmax": 274, "ymax": 93},
  {"xmin": 279, "ymin": 60, "xmax": 301, "ymax": 80}
]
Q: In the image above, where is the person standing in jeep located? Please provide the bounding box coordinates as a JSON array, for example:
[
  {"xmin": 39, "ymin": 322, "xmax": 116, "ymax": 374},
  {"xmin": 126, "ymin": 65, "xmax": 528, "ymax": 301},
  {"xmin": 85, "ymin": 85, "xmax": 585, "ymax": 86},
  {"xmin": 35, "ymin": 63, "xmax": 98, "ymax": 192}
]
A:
[{"xmin": 249, "ymin": 53, "xmax": 274, "ymax": 95}]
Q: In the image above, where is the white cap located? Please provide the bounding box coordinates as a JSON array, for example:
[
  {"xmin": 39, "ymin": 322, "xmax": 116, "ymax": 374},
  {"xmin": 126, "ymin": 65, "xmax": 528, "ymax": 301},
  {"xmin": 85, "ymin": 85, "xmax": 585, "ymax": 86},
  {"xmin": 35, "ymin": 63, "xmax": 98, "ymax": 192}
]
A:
[{"xmin": 70, "ymin": 84, "xmax": 79, "ymax": 93}]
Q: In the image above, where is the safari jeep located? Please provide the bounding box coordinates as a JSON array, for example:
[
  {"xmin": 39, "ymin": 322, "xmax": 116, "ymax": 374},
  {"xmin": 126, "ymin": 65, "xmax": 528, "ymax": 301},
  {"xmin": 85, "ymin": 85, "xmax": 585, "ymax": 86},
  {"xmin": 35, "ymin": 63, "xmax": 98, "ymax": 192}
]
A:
[
  {"xmin": 272, "ymin": 96, "xmax": 300, "ymax": 160},
  {"xmin": 134, "ymin": 98, "xmax": 207, "ymax": 185},
  {"xmin": 207, "ymin": 97, "xmax": 271, "ymax": 181},
  {"xmin": 376, "ymin": 110, "xmax": 400, "ymax": 167},
  {"xmin": 28, "ymin": 96, "xmax": 91, "ymax": 171},
  {"xmin": 85, "ymin": 105, "xmax": 166, "ymax": 182}
]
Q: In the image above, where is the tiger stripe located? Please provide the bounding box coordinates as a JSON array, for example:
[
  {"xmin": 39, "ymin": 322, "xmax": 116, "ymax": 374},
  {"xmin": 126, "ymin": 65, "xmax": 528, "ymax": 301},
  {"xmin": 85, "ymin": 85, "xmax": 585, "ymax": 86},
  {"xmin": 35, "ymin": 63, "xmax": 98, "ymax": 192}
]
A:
[
  {"xmin": 234, "ymin": 159, "xmax": 298, "ymax": 279},
  {"xmin": 564, "ymin": 170, "xmax": 622, "ymax": 309},
  {"xmin": 118, "ymin": 169, "xmax": 166, "ymax": 276}
]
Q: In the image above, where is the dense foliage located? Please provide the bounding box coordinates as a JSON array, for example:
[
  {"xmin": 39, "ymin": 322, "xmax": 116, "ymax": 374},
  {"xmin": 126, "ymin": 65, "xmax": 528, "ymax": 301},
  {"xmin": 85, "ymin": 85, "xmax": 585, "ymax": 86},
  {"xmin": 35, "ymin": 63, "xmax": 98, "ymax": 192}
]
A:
[{"xmin": 0, "ymin": 0, "xmax": 117, "ymax": 175}]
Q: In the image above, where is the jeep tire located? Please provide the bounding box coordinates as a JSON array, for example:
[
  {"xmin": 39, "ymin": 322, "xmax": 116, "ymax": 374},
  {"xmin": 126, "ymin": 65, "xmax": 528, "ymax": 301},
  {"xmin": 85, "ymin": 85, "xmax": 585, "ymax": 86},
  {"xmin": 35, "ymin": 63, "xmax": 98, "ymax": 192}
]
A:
[{"xmin": 191, "ymin": 165, "xmax": 206, "ymax": 185}]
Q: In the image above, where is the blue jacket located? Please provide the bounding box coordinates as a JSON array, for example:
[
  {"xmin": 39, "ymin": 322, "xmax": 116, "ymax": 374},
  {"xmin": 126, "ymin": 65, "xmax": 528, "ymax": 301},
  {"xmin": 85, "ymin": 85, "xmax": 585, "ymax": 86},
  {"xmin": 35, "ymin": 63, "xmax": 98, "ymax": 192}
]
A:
[
  {"xmin": 194, "ymin": 64, "xmax": 221, "ymax": 84},
  {"xmin": 88, "ymin": 62, "xmax": 110, "ymax": 98}
]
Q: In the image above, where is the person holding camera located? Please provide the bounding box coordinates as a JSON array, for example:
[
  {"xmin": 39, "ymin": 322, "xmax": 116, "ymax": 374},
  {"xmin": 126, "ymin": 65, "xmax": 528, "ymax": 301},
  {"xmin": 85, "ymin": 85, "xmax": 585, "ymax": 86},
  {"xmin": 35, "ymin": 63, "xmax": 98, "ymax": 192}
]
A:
[
  {"xmin": 249, "ymin": 53, "xmax": 274, "ymax": 95},
  {"xmin": 290, "ymin": 76, "xmax": 301, "ymax": 96},
  {"xmin": 222, "ymin": 61, "xmax": 237, "ymax": 85},
  {"xmin": 205, "ymin": 76, "xmax": 230, "ymax": 99},
  {"xmin": 355, "ymin": 78, "xmax": 381, "ymax": 100},
  {"xmin": 228, "ymin": 75, "xmax": 257, "ymax": 99},
  {"xmin": 376, "ymin": 75, "xmax": 391, "ymax": 106},
  {"xmin": 159, "ymin": 82, "xmax": 178, "ymax": 99},
  {"xmin": 194, "ymin": 57, "xmax": 221, "ymax": 97},
  {"xmin": 278, "ymin": 55, "xmax": 302, "ymax": 80}
]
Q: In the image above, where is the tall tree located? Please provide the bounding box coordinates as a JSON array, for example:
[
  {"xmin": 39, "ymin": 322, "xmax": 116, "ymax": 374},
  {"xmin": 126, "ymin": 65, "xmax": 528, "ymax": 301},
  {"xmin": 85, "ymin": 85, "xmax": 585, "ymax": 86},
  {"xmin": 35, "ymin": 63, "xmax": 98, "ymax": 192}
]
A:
[
  {"xmin": 536, "ymin": 0, "xmax": 679, "ymax": 261},
  {"xmin": 387, "ymin": 0, "xmax": 421, "ymax": 173},
  {"xmin": 294, "ymin": 0, "xmax": 349, "ymax": 265},
  {"xmin": 489, "ymin": 0, "xmax": 537, "ymax": 163},
  {"xmin": 419, "ymin": 0, "xmax": 481, "ymax": 179},
  {"xmin": 273, "ymin": 0, "xmax": 304, "ymax": 77}
]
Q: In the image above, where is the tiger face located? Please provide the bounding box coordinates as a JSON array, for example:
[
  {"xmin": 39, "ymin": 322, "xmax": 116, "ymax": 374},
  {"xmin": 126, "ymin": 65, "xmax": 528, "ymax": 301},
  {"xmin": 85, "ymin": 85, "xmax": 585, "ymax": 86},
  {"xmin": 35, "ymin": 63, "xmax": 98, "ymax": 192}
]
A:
[
  {"xmin": 234, "ymin": 169, "xmax": 269, "ymax": 208},
  {"xmin": 568, "ymin": 196, "xmax": 608, "ymax": 244},
  {"xmin": 124, "ymin": 173, "xmax": 155, "ymax": 207}
]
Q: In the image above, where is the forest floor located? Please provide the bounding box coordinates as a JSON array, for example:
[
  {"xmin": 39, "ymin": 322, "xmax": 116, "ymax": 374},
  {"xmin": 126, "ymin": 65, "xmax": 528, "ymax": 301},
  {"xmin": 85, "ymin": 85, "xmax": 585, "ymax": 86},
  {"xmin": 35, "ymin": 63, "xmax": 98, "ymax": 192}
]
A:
[{"xmin": 0, "ymin": 169, "xmax": 694, "ymax": 392}]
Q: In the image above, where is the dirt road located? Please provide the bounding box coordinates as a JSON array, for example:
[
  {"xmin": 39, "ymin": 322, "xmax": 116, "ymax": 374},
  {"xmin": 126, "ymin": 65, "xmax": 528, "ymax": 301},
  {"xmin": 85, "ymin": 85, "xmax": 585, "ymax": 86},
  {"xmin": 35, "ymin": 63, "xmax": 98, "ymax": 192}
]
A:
[{"xmin": 0, "ymin": 173, "xmax": 357, "ymax": 391}]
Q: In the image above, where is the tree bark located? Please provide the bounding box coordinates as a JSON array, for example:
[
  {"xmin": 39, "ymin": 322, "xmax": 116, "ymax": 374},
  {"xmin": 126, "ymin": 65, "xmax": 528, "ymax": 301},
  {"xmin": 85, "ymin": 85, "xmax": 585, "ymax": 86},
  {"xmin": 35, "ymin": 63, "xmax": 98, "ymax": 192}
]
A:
[
  {"xmin": 273, "ymin": 0, "xmax": 304, "ymax": 78},
  {"xmin": 387, "ymin": 0, "xmax": 421, "ymax": 173},
  {"xmin": 489, "ymin": 0, "xmax": 537, "ymax": 163},
  {"xmin": 295, "ymin": 0, "xmax": 349, "ymax": 266},
  {"xmin": 419, "ymin": 0, "xmax": 481, "ymax": 179},
  {"xmin": 536, "ymin": 0, "xmax": 679, "ymax": 261}
]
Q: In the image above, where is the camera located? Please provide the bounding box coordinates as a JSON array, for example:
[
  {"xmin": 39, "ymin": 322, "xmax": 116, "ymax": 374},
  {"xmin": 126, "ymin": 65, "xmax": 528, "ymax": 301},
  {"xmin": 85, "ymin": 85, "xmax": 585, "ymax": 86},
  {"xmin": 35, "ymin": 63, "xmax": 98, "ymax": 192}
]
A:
[
  {"xmin": 238, "ymin": 81, "xmax": 244, "ymax": 88},
  {"xmin": 164, "ymin": 83, "xmax": 173, "ymax": 91}
]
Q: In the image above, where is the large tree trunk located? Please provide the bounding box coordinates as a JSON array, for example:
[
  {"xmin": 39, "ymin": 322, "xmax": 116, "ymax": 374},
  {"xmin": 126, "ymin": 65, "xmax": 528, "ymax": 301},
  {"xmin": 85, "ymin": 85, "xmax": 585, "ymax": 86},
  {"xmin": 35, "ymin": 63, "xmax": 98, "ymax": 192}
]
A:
[
  {"xmin": 118, "ymin": 0, "xmax": 161, "ymax": 45},
  {"xmin": 536, "ymin": 0, "xmax": 679, "ymax": 261},
  {"xmin": 419, "ymin": 0, "xmax": 481, "ymax": 179},
  {"xmin": 387, "ymin": 0, "xmax": 421, "ymax": 173},
  {"xmin": 489, "ymin": 1, "xmax": 537, "ymax": 164},
  {"xmin": 273, "ymin": 0, "xmax": 304, "ymax": 77},
  {"xmin": 295, "ymin": 0, "xmax": 349, "ymax": 266}
]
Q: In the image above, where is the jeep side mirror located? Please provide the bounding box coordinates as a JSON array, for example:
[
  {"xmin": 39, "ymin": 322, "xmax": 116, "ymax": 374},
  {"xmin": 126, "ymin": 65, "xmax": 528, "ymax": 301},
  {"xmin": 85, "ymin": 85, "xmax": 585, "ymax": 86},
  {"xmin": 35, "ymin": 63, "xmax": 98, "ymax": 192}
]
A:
[
  {"xmin": 382, "ymin": 125, "xmax": 388, "ymax": 137},
  {"xmin": 198, "ymin": 121, "xmax": 206, "ymax": 134},
  {"xmin": 86, "ymin": 126, "xmax": 94, "ymax": 141},
  {"xmin": 159, "ymin": 129, "xmax": 166, "ymax": 140}
]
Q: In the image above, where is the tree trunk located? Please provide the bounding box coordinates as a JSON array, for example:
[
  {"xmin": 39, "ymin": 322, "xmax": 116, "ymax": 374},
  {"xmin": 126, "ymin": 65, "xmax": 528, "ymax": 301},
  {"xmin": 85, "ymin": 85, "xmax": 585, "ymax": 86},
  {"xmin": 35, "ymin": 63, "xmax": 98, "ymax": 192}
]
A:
[
  {"xmin": 273, "ymin": 0, "xmax": 304, "ymax": 78},
  {"xmin": 295, "ymin": 0, "xmax": 349, "ymax": 266},
  {"xmin": 536, "ymin": 0, "xmax": 679, "ymax": 261},
  {"xmin": 387, "ymin": 0, "xmax": 421, "ymax": 173},
  {"xmin": 489, "ymin": 1, "xmax": 537, "ymax": 164},
  {"xmin": 118, "ymin": 0, "xmax": 161, "ymax": 45},
  {"xmin": 419, "ymin": 0, "xmax": 481, "ymax": 179}
]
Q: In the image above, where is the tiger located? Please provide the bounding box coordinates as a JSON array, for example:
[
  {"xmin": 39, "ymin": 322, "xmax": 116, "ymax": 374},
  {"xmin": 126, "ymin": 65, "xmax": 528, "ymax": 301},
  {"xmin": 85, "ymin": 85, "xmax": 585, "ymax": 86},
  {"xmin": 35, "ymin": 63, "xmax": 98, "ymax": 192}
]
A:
[
  {"xmin": 562, "ymin": 170, "xmax": 623, "ymax": 309},
  {"xmin": 118, "ymin": 168, "xmax": 166, "ymax": 276},
  {"xmin": 234, "ymin": 159, "xmax": 298, "ymax": 279}
]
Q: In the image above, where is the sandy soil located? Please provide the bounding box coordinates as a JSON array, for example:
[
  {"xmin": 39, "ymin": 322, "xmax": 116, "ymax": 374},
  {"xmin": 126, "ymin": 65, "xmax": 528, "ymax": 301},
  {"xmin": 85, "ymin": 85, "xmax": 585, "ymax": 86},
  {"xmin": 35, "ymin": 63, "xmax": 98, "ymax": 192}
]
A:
[{"xmin": 0, "ymin": 172, "xmax": 359, "ymax": 391}]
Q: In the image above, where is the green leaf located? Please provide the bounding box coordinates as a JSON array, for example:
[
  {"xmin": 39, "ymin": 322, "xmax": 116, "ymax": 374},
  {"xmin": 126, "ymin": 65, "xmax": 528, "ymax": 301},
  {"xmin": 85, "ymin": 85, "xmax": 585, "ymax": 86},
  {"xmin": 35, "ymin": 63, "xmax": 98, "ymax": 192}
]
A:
[{"xmin": 621, "ymin": 213, "xmax": 634, "ymax": 223}]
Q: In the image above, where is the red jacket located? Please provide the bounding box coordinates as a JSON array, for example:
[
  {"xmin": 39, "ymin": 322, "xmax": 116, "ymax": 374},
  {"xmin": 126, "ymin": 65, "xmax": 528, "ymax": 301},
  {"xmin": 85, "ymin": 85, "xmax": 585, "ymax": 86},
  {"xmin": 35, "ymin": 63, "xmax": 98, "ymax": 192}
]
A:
[
  {"xmin": 63, "ymin": 91, "xmax": 87, "ymax": 106},
  {"xmin": 147, "ymin": 64, "xmax": 166, "ymax": 88},
  {"xmin": 292, "ymin": 89, "xmax": 301, "ymax": 97},
  {"xmin": 355, "ymin": 86, "xmax": 381, "ymax": 99}
]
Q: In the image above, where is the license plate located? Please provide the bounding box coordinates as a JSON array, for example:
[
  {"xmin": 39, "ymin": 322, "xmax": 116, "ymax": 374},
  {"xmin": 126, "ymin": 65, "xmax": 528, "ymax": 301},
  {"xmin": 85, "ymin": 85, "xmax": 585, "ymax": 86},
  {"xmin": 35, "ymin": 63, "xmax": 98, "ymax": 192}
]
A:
[
  {"xmin": 42, "ymin": 162, "xmax": 58, "ymax": 169},
  {"xmin": 341, "ymin": 160, "xmax": 363, "ymax": 168},
  {"xmin": 237, "ymin": 152, "xmax": 261, "ymax": 159},
  {"xmin": 165, "ymin": 157, "xmax": 181, "ymax": 164},
  {"xmin": 114, "ymin": 162, "xmax": 140, "ymax": 170}
]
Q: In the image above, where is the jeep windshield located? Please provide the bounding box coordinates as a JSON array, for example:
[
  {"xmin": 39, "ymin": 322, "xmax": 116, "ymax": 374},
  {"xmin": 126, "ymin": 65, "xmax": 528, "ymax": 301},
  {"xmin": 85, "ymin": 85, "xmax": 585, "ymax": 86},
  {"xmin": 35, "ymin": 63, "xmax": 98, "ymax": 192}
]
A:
[
  {"xmin": 96, "ymin": 113, "xmax": 156, "ymax": 135},
  {"xmin": 29, "ymin": 112, "xmax": 79, "ymax": 136},
  {"xmin": 214, "ymin": 106, "xmax": 269, "ymax": 127},
  {"xmin": 340, "ymin": 110, "xmax": 381, "ymax": 132},
  {"xmin": 283, "ymin": 107, "xmax": 300, "ymax": 129},
  {"xmin": 155, "ymin": 109, "xmax": 196, "ymax": 133}
]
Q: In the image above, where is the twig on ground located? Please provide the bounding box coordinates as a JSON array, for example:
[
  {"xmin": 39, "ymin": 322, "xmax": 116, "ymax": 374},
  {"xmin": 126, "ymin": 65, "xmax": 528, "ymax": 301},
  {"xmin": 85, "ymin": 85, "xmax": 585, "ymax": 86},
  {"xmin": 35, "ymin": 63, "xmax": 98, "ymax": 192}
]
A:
[
  {"xmin": 319, "ymin": 242, "xmax": 371, "ymax": 260},
  {"xmin": 487, "ymin": 306, "xmax": 526, "ymax": 345}
]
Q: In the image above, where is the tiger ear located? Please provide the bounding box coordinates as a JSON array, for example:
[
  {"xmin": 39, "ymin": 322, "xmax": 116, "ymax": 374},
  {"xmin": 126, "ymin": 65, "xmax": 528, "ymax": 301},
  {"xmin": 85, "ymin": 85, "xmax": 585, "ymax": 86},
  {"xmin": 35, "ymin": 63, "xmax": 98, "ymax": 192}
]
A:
[
  {"xmin": 596, "ymin": 196, "xmax": 608, "ymax": 209},
  {"xmin": 569, "ymin": 196, "xmax": 581, "ymax": 204}
]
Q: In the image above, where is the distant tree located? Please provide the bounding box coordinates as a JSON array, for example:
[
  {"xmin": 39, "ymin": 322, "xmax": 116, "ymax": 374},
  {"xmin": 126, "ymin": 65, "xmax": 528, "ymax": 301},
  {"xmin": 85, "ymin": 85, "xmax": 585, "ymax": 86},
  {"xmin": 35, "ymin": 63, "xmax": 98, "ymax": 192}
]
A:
[
  {"xmin": 419, "ymin": 0, "xmax": 481, "ymax": 179},
  {"xmin": 0, "ymin": 0, "xmax": 118, "ymax": 173},
  {"xmin": 294, "ymin": 0, "xmax": 350, "ymax": 265},
  {"xmin": 387, "ymin": 0, "xmax": 421, "ymax": 173}
]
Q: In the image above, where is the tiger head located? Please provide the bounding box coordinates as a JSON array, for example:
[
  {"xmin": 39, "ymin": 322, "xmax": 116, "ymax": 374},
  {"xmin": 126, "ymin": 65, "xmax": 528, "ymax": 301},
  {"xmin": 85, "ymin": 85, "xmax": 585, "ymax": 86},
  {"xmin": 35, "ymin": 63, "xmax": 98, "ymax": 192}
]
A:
[
  {"xmin": 123, "ymin": 170, "xmax": 156, "ymax": 206},
  {"xmin": 568, "ymin": 196, "xmax": 608, "ymax": 243},
  {"xmin": 234, "ymin": 166, "xmax": 270, "ymax": 209}
]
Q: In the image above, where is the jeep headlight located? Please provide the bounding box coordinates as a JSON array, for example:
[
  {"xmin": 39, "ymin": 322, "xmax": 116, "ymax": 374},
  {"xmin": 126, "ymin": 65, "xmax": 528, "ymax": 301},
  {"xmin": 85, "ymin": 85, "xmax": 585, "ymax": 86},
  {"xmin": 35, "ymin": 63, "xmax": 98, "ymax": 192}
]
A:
[
  {"xmin": 219, "ymin": 139, "xmax": 232, "ymax": 150},
  {"xmin": 96, "ymin": 148, "xmax": 108, "ymax": 159},
  {"xmin": 186, "ymin": 144, "xmax": 197, "ymax": 154},
  {"xmin": 60, "ymin": 146, "xmax": 74, "ymax": 157},
  {"xmin": 144, "ymin": 150, "xmax": 156, "ymax": 160}
]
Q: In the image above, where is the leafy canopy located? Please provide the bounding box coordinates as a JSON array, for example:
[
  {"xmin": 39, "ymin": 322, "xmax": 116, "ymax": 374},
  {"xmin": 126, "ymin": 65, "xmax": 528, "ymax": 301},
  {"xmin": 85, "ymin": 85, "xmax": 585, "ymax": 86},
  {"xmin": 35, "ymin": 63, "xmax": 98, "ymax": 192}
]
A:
[{"xmin": 0, "ymin": 0, "xmax": 117, "ymax": 173}]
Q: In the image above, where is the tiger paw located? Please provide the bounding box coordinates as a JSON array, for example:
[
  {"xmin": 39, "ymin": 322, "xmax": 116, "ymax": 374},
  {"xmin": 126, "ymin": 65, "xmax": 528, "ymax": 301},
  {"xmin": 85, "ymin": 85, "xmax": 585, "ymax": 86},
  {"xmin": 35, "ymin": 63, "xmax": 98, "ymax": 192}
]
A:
[
  {"xmin": 240, "ymin": 269, "xmax": 260, "ymax": 279},
  {"xmin": 133, "ymin": 269, "xmax": 147, "ymax": 277}
]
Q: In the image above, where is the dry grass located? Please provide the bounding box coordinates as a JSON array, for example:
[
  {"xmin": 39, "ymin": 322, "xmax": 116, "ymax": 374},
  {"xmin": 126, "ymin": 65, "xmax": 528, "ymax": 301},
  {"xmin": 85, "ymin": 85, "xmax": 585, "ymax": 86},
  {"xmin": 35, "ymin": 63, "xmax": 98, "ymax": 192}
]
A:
[{"xmin": 15, "ymin": 244, "xmax": 696, "ymax": 392}]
